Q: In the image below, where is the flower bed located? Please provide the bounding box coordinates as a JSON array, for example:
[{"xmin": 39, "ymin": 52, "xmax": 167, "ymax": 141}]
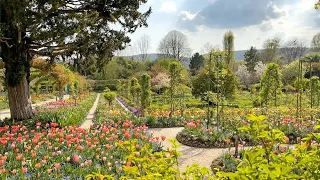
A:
[
  {"xmin": 31, "ymin": 94, "xmax": 55, "ymax": 104},
  {"xmin": 114, "ymin": 96, "xmax": 206, "ymax": 128},
  {"xmin": 177, "ymin": 108, "xmax": 320, "ymax": 148},
  {"xmin": 1, "ymin": 94, "xmax": 97, "ymax": 128},
  {"xmin": 0, "ymin": 120, "xmax": 166, "ymax": 179}
]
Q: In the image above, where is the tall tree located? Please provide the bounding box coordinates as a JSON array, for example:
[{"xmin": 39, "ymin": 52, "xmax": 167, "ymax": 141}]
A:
[
  {"xmin": 158, "ymin": 30, "xmax": 191, "ymax": 61},
  {"xmin": 137, "ymin": 34, "xmax": 151, "ymax": 60},
  {"xmin": 244, "ymin": 46, "xmax": 260, "ymax": 72},
  {"xmin": 311, "ymin": 33, "xmax": 320, "ymax": 52},
  {"xmin": 189, "ymin": 53, "xmax": 205, "ymax": 75},
  {"xmin": 261, "ymin": 38, "xmax": 281, "ymax": 63},
  {"xmin": 223, "ymin": 31, "xmax": 235, "ymax": 69},
  {"xmin": 260, "ymin": 63, "xmax": 282, "ymax": 107},
  {"xmin": 281, "ymin": 38, "xmax": 307, "ymax": 64},
  {"xmin": 140, "ymin": 73, "xmax": 151, "ymax": 116},
  {"xmin": 0, "ymin": 0, "xmax": 151, "ymax": 120},
  {"xmin": 168, "ymin": 61, "xmax": 183, "ymax": 116}
]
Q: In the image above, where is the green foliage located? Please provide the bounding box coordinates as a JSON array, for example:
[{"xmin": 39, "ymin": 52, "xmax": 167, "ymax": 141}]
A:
[
  {"xmin": 282, "ymin": 60, "xmax": 307, "ymax": 85},
  {"xmin": 217, "ymin": 115, "xmax": 320, "ymax": 179},
  {"xmin": 189, "ymin": 53, "xmax": 205, "ymax": 75},
  {"xmin": 130, "ymin": 77, "xmax": 141, "ymax": 106},
  {"xmin": 92, "ymin": 80, "xmax": 120, "ymax": 92},
  {"xmin": 260, "ymin": 63, "xmax": 282, "ymax": 106},
  {"xmin": 244, "ymin": 46, "xmax": 260, "ymax": 72},
  {"xmin": 140, "ymin": 73, "xmax": 151, "ymax": 112},
  {"xmin": 169, "ymin": 61, "xmax": 184, "ymax": 114},
  {"xmin": 103, "ymin": 92, "xmax": 117, "ymax": 105},
  {"xmin": 223, "ymin": 31, "xmax": 235, "ymax": 69}
]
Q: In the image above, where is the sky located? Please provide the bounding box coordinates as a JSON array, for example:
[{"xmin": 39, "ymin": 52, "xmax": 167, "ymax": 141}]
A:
[{"xmin": 123, "ymin": 0, "xmax": 320, "ymax": 55}]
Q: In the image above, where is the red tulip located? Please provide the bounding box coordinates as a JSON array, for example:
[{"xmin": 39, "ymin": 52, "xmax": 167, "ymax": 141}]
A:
[{"xmin": 73, "ymin": 154, "xmax": 79, "ymax": 163}]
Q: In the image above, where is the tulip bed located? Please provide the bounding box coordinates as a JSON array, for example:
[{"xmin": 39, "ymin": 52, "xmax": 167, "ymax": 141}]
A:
[
  {"xmin": 31, "ymin": 94, "xmax": 55, "ymax": 104},
  {"xmin": 177, "ymin": 107, "xmax": 320, "ymax": 148},
  {"xmin": 0, "ymin": 119, "xmax": 170, "ymax": 179}
]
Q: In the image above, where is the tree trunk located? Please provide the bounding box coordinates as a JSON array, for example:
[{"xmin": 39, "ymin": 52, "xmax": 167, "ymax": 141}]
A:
[{"xmin": 8, "ymin": 75, "xmax": 34, "ymax": 120}]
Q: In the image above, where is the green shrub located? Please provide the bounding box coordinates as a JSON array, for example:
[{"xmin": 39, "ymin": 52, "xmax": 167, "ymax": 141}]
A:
[{"xmin": 103, "ymin": 92, "xmax": 117, "ymax": 106}]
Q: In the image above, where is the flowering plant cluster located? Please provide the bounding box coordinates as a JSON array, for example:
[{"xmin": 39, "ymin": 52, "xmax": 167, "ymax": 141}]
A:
[
  {"xmin": 214, "ymin": 115, "xmax": 320, "ymax": 179},
  {"xmin": 178, "ymin": 107, "xmax": 320, "ymax": 148},
  {"xmin": 31, "ymin": 94, "xmax": 55, "ymax": 104},
  {"xmin": 0, "ymin": 119, "xmax": 166, "ymax": 179}
]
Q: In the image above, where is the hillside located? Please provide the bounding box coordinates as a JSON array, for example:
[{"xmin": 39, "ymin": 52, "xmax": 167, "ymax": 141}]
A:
[{"xmin": 122, "ymin": 50, "xmax": 247, "ymax": 62}]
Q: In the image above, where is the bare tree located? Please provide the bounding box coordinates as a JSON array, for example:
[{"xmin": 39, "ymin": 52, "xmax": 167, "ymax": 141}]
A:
[
  {"xmin": 281, "ymin": 38, "xmax": 307, "ymax": 64},
  {"xmin": 157, "ymin": 30, "xmax": 191, "ymax": 61},
  {"xmin": 137, "ymin": 34, "xmax": 151, "ymax": 60},
  {"xmin": 311, "ymin": 33, "xmax": 320, "ymax": 52},
  {"xmin": 201, "ymin": 42, "xmax": 214, "ymax": 54},
  {"xmin": 261, "ymin": 38, "xmax": 281, "ymax": 63}
]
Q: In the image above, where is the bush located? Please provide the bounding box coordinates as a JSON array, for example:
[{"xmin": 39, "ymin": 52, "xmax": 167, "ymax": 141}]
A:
[
  {"xmin": 103, "ymin": 92, "xmax": 117, "ymax": 105},
  {"xmin": 93, "ymin": 80, "xmax": 120, "ymax": 91}
]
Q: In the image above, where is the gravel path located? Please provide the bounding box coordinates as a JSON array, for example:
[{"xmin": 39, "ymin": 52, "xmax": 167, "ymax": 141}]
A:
[
  {"xmin": 150, "ymin": 127, "xmax": 241, "ymax": 171},
  {"xmin": 80, "ymin": 93, "xmax": 100, "ymax": 129}
]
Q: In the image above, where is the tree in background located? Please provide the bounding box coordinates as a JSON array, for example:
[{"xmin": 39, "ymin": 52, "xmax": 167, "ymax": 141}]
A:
[
  {"xmin": 260, "ymin": 63, "xmax": 282, "ymax": 107},
  {"xmin": 0, "ymin": 0, "xmax": 151, "ymax": 120},
  {"xmin": 254, "ymin": 61, "xmax": 266, "ymax": 82},
  {"xmin": 281, "ymin": 60, "xmax": 307, "ymax": 86},
  {"xmin": 189, "ymin": 53, "xmax": 205, "ymax": 75},
  {"xmin": 244, "ymin": 46, "xmax": 260, "ymax": 72},
  {"xmin": 223, "ymin": 31, "xmax": 235, "ymax": 69},
  {"xmin": 168, "ymin": 61, "xmax": 184, "ymax": 116},
  {"xmin": 311, "ymin": 33, "xmax": 320, "ymax": 52},
  {"xmin": 158, "ymin": 30, "xmax": 191, "ymax": 61},
  {"xmin": 281, "ymin": 38, "xmax": 307, "ymax": 64},
  {"xmin": 140, "ymin": 73, "xmax": 151, "ymax": 116},
  {"xmin": 137, "ymin": 34, "xmax": 151, "ymax": 60},
  {"xmin": 151, "ymin": 72, "xmax": 170, "ymax": 94},
  {"xmin": 261, "ymin": 38, "xmax": 281, "ymax": 63},
  {"xmin": 130, "ymin": 77, "xmax": 141, "ymax": 107},
  {"xmin": 236, "ymin": 65, "xmax": 251, "ymax": 89}
]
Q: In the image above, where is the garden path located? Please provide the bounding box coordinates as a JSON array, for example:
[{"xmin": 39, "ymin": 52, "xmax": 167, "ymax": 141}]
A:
[
  {"xmin": 80, "ymin": 93, "xmax": 100, "ymax": 129},
  {"xmin": 149, "ymin": 127, "xmax": 254, "ymax": 171},
  {"xmin": 0, "ymin": 98, "xmax": 56, "ymax": 120}
]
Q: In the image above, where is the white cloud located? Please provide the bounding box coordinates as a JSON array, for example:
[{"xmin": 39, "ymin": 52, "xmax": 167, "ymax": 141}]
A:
[
  {"xmin": 179, "ymin": 11, "xmax": 199, "ymax": 21},
  {"xmin": 160, "ymin": 1, "xmax": 177, "ymax": 13}
]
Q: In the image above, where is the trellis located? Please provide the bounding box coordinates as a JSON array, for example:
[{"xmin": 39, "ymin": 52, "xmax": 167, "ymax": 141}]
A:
[{"xmin": 297, "ymin": 53, "xmax": 320, "ymax": 117}]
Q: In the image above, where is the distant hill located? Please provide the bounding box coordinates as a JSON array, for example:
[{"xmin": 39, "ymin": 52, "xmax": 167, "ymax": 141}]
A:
[{"xmin": 121, "ymin": 50, "xmax": 248, "ymax": 62}]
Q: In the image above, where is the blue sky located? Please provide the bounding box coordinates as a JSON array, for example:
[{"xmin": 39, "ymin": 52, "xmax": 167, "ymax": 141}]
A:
[{"xmin": 123, "ymin": 0, "xmax": 320, "ymax": 54}]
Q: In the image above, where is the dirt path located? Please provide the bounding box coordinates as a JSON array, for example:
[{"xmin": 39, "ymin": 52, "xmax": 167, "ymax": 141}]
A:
[{"xmin": 80, "ymin": 93, "xmax": 100, "ymax": 129}]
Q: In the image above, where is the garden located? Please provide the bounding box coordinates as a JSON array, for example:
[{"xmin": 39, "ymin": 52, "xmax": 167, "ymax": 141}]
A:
[{"xmin": 2, "ymin": 1, "xmax": 320, "ymax": 179}]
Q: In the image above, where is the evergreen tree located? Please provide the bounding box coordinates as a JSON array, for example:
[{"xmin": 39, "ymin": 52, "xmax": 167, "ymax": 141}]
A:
[
  {"xmin": 244, "ymin": 46, "xmax": 260, "ymax": 72},
  {"xmin": 189, "ymin": 53, "xmax": 205, "ymax": 75}
]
